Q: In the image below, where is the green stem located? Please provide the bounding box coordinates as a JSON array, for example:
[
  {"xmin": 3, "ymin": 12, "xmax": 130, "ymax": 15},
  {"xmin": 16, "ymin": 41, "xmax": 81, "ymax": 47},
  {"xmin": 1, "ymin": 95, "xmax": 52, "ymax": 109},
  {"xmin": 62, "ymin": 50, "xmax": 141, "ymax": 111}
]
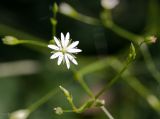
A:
[
  {"xmin": 28, "ymin": 88, "xmax": 58, "ymax": 113},
  {"xmin": 78, "ymin": 56, "xmax": 160, "ymax": 113},
  {"xmin": 77, "ymin": 57, "xmax": 111, "ymax": 76},
  {"xmin": 69, "ymin": 101, "xmax": 77, "ymax": 111},
  {"xmin": 53, "ymin": 24, "xmax": 56, "ymax": 36},
  {"xmin": 51, "ymin": 17, "xmax": 57, "ymax": 37},
  {"xmin": 103, "ymin": 19, "xmax": 160, "ymax": 84},
  {"xmin": 51, "ymin": 3, "xmax": 58, "ymax": 37},
  {"xmin": 0, "ymin": 24, "xmax": 45, "ymax": 41},
  {"xmin": 77, "ymin": 14, "xmax": 101, "ymax": 26},
  {"xmin": 19, "ymin": 40, "xmax": 47, "ymax": 48},
  {"xmin": 103, "ymin": 22, "xmax": 143, "ymax": 45},
  {"xmin": 95, "ymin": 59, "xmax": 131, "ymax": 99},
  {"xmin": 28, "ymin": 81, "xmax": 73, "ymax": 113},
  {"xmin": 140, "ymin": 44, "xmax": 160, "ymax": 83},
  {"xmin": 75, "ymin": 73, "xmax": 95, "ymax": 98},
  {"xmin": 53, "ymin": 13, "xmax": 57, "ymax": 36},
  {"xmin": 145, "ymin": 0, "xmax": 159, "ymax": 34},
  {"xmin": 111, "ymin": 58, "xmax": 160, "ymax": 112},
  {"xmin": 50, "ymin": 18, "xmax": 57, "ymax": 44},
  {"xmin": 59, "ymin": 11, "xmax": 101, "ymax": 26}
]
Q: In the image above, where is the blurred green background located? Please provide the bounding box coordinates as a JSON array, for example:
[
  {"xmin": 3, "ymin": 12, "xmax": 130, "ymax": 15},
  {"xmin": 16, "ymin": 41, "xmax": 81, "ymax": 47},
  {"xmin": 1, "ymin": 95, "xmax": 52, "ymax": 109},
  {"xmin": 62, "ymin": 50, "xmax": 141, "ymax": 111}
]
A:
[{"xmin": 0, "ymin": 0, "xmax": 160, "ymax": 119}]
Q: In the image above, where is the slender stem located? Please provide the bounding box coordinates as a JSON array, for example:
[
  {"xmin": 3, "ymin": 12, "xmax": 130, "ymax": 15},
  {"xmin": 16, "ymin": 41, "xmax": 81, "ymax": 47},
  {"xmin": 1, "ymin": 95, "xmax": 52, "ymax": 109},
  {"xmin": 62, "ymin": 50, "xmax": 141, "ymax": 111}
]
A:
[
  {"xmin": 0, "ymin": 24, "xmax": 45, "ymax": 42},
  {"xmin": 69, "ymin": 101, "xmax": 77, "ymax": 111},
  {"xmin": 78, "ymin": 57, "xmax": 111, "ymax": 76},
  {"xmin": 77, "ymin": 14, "xmax": 101, "ymax": 26},
  {"xmin": 95, "ymin": 60, "xmax": 131, "ymax": 99},
  {"xmin": 140, "ymin": 44, "xmax": 160, "ymax": 83},
  {"xmin": 75, "ymin": 73, "xmax": 95, "ymax": 98},
  {"xmin": 145, "ymin": 0, "xmax": 159, "ymax": 34},
  {"xmin": 53, "ymin": 24, "xmax": 57, "ymax": 36},
  {"xmin": 60, "ymin": 8, "xmax": 143, "ymax": 44},
  {"xmin": 103, "ymin": 19, "xmax": 160, "ymax": 85},
  {"xmin": 111, "ymin": 58, "xmax": 160, "ymax": 112},
  {"xmin": 101, "ymin": 106, "xmax": 114, "ymax": 119},
  {"xmin": 103, "ymin": 22, "xmax": 143, "ymax": 45},
  {"xmin": 28, "ymin": 81, "xmax": 72, "ymax": 113},
  {"xmin": 111, "ymin": 24, "xmax": 142, "ymax": 44},
  {"xmin": 60, "ymin": 11, "xmax": 101, "ymax": 26},
  {"xmin": 28, "ymin": 88, "xmax": 58, "ymax": 112},
  {"xmin": 51, "ymin": 14, "xmax": 57, "ymax": 37},
  {"xmin": 20, "ymin": 40, "xmax": 47, "ymax": 48}
]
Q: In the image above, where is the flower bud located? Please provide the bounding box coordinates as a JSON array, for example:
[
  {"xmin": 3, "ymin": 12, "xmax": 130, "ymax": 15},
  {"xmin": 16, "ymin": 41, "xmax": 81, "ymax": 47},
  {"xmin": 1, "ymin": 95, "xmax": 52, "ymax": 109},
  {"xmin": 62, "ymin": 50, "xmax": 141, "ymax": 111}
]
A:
[
  {"xmin": 145, "ymin": 35, "xmax": 157, "ymax": 44},
  {"xmin": 53, "ymin": 3, "xmax": 58, "ymax": 15},
  {"xmin": 95, "ymin": 99, "xmax": 105, "ymax": 107},
  {"xmin": 54, "ymin": 107, "xmax": 63, "ymax": 115},
  {"xmin": 128, "ymin": 43, "xmax": 136, "ymax": 61},
  {"xmin": 101, "ymin": 0, "xmax": 119, "ymax": 10},
  {"xmin": 2, "ymin": 36, "xmax": 20, "ymax": 45},
  {"xmin": 9, "ymin": 109, "xmax": 30, "ymax": 119},
  {"xmin": 59, "ymin": 85, "xmax": 70, "ymax": 97},
  {"xmin": 50, "ymin": 18, "xmax": 57, "ymax": 25}
]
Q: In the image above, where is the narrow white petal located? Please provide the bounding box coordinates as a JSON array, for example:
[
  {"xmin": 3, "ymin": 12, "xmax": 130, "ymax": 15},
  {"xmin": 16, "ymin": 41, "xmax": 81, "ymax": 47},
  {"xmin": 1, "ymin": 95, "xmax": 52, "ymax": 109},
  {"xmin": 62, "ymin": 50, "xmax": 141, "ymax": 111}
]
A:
[
  {"xmin": 64, "ymin": 39, "xmax": 69, "ymax": 47},
  {"xmin": 65, "ymin": 54, "xmax": 70, "ymax": 69},
  {"xmin": 57, "ymin": 54, "xmax": 64, "ymax": 65},
  {"xmin": 61, "ymin": 33, "xmax": 65, "ymax": 48},
  {"xmin": 66, "ymin": 54, "xmax": 78, "ymax": 65},
  {"xmin": 64, "ymin": 32, "xmax": 70, "ymax": 47},
  {"xmin": 66, "ymin": 32, "xmax": 70, "ymax": 40},
  {"xmin": 48, "ymin": 45, "xmax": 59, "ymax": 50},
  {"xmin": 50, "ymin": 52, "xmax": 62, "ymax": 59},
  {"xmin": 54, "ymin": 36, "xmax": 61, "ymax": 48},
  {"xmin": 67, "ymin": 41, "xmax": 79, "ymax": 49},
  {"xmin": 67, "ymin": 48, "xmax": 82, "ymax": 53}
]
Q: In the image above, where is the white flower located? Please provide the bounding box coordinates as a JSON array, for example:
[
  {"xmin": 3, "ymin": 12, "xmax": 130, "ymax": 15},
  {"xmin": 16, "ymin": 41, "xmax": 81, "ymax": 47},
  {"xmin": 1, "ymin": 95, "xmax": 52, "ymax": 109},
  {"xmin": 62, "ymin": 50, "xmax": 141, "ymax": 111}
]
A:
[
  {"xmin": 48, "ymin": 32, "xmax": 82, "ymax": 69},
  {"xmin": 101, "ymin": 0, "xmax": 119, "ymax": 9},
  {"xmin": 9, "ymin": 109, "xmax": 30, "ymax": 119}
]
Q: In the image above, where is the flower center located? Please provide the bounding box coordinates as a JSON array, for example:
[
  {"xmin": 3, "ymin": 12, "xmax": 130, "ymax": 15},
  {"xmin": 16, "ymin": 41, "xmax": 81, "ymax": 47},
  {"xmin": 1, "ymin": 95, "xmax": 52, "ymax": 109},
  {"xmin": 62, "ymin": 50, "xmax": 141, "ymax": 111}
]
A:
[{"xmin": 61, "ymin": 48, "xmax": 67, "ymax": 54}]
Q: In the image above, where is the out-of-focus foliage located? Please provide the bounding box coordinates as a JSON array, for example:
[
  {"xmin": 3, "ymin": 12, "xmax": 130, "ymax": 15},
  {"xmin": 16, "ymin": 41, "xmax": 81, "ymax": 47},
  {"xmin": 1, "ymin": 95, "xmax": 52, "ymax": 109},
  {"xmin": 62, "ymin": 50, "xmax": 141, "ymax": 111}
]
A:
[{"xmin": 0, "ymin": 0, "xmax": 160, "ymax": 119}]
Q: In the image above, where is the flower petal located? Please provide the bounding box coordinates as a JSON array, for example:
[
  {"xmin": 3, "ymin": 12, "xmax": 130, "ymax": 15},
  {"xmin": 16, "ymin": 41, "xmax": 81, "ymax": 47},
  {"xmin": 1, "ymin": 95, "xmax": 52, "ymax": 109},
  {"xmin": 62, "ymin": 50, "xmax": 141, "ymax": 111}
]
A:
[
  {"xmin": 61, "ymin": 33, "xmax": 65, "ymax": 48},
  {"xmin": 67, "ymin": 41, "xmax": 79, "ymax": 49},
  {"xmin": 64, "ymin": 32, "xmax": 70, "ymax": 47},
  {"xmin": 64, "ymin": 54, "xmax": 70, "ymax": 69},
  {"xmin": 48, "ymin": 45, "xmax": 59, "ymax": 50},
  {"xmin": 65, "ymin": 32, "xmax": 70, "ymax": 41},
  {"xmin": 57, "ymin": 54, "xmax": 64, "ymax": 65},
  {"xmin": 54, "ymin": 36, "xmax": 61, "ymax": 48},
  {"xmin": 50, "ymin": 52, "xmax": 62, "ymax": 59},
  {"xmin": 66, "ymin": 54, "xmax": 78, "ymax": 65},
  {"xmin": 67, "ymin": 48, "xmax": 82, "ymax": 53}
]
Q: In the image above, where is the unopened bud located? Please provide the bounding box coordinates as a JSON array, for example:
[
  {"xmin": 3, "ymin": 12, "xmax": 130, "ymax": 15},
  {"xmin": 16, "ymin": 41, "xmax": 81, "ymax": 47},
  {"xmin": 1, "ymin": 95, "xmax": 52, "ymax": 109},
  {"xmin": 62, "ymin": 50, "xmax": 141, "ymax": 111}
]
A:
[
  {"xmin": 54, "ymin": 107, "xmax": 63, "ymax": 115},
  {"xmin": 101, "ymin": 0, "xmax": 119, "ymax": 10},
  {"xmin": 53, "ymin": 3, "xmax": 58, "ymax": 15},
  {"xmin": 50, "ymin": 18, "xmax": 57, "ymax": 25},
  {"xmin": 145, "ymin": 35, "xmax": 157, "ymax": 44},
  {"xmin": 95, "ymin": 99, "xmax": 105, "ymax": 107},
  {"xmin": 59, "ymin": 85, "xmax": 70, "ymax": 97},
  {"xmin": 2, "ymin": 36, "xmax": 20, "ymax": 45},
  {"xmin": 128, "ymin": 43, "xmax": 136, "ymax": 61},
  {"xmin": 9, "ymin": 109, "xmax": 30, "ymax": 119}
]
